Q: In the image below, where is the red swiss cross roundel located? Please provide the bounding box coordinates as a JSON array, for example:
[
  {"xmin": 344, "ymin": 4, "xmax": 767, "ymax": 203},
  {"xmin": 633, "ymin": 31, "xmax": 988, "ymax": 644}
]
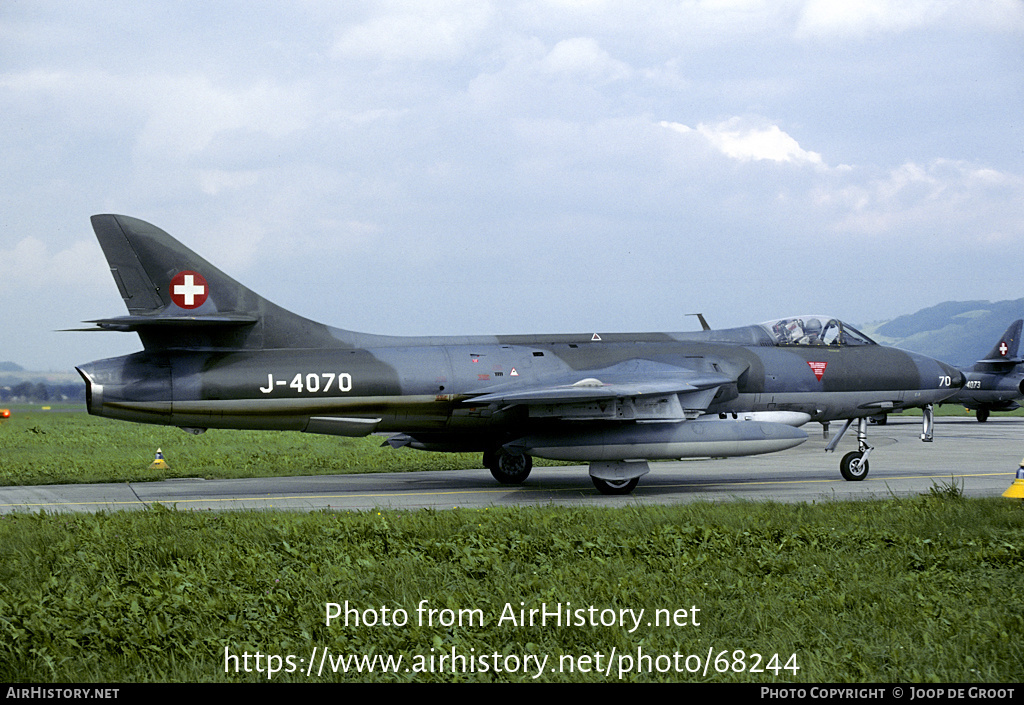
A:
[{"xmin": 169, "ymin": 271, "xmax": 209, "ymax": 309}]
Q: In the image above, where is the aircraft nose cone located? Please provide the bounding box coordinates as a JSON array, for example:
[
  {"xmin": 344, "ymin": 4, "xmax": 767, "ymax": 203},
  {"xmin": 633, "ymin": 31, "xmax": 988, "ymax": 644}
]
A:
[{"xmin": 944, "ymin": 363, "xmax": 965, "ymax": 389}]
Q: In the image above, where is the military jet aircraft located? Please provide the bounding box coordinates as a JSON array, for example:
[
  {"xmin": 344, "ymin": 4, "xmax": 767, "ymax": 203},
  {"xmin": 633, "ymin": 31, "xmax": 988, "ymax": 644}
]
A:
[
  {"xmin": 74, "ymin": 215, "xmax": 965, "ymax": 494},
  {"xmin": 943, "ymin": 320, "xmax": 1024, "ymax": 422}
]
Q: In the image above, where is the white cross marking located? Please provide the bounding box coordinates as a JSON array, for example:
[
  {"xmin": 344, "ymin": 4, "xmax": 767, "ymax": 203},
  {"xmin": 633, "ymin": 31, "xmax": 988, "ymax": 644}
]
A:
[
  {"xmin": 174, "ymin": 274, "xmax": 205, "ymax": 307},
  {"xmin": 1000, "ymin": 342, "xmax": 1009, "ymax": 356}
]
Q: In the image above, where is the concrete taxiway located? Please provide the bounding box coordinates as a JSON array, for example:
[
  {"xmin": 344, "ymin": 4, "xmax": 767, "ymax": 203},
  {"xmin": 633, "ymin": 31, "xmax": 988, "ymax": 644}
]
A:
[{"xmin": 0, "ymin": 416, "xmax": 1021, "ymax": 514}]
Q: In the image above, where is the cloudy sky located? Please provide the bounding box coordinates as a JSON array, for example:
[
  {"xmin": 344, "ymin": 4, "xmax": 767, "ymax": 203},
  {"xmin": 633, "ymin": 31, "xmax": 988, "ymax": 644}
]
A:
[{"xmin": 2, "ymin": 0, "xmax": 1023, "ymax": 371}]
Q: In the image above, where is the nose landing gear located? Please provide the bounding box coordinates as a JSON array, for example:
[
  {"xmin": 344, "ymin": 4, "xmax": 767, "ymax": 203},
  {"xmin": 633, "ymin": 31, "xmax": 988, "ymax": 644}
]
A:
[
  {"xmin": 825, "ymin": 404, "xmax": 934, "ymax": 481},
  {"xmin": 828, "ymin": 417, "xmax": 873, "ymax": 481}
]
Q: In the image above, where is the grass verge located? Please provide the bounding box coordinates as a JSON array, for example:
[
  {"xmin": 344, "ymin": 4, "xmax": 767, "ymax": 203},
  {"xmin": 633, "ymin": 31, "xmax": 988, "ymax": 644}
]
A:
[
  {"xmin": 2, "ymin": 406, "xmax": 1018, "ymax": 487},
  {"xmin": 0, "ymin": 407, "xmax": 537, "ymax": 486},
  {"xmin": 0, "ymin": 496, "xmax": 1021, "ymax": 682}
]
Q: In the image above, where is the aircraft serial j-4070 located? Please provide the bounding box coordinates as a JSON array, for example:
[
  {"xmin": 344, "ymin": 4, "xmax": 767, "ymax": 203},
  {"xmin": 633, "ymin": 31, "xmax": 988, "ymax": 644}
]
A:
[{"xmin": 74, "ymin": 215, "xmax": 966, "ymax": 494}]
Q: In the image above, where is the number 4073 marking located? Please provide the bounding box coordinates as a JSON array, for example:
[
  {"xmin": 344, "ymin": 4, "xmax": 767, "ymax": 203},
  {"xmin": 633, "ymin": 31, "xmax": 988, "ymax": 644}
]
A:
[{"xmin": 259, "ymin": 373, "xmax": 353, "ymax": 394}]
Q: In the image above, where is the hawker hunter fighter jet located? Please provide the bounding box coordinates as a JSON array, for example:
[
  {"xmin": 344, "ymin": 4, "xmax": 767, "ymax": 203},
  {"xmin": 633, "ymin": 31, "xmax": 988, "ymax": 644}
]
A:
[
  {"xmin": 944, "ymin": 320, "xmax": 1024, "ymax": 422},
  {"xmin": 75, "ymin": 215, "xmax": 964, "ymax": 494}
]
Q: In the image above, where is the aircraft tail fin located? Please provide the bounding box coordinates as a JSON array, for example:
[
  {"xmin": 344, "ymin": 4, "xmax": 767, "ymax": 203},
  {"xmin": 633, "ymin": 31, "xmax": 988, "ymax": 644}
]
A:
[
  {"xmin": 84, "ymin": 214, "xmax": 342, "ymax": 351},
  {"xmin": 976, "ymin": 319, "xmax": 1024, "ymax": 367}
]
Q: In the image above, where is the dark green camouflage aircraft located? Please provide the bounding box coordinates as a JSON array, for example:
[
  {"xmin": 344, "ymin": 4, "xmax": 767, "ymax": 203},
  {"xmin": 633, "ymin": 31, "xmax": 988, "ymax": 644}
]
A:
[
  {"xmin": 944, "ymin": 319, "xmax": 1024, "ymax": 422},
  {"xmin": 75, "ymin": 215, "xmax": 965, "ymax": 494}
]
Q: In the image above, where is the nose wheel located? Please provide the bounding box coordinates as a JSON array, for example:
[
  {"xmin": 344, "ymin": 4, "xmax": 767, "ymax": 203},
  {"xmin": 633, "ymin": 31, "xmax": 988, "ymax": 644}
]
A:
[
  {"xmin": 826, "ymin": 417, "xmax": 874, "ymax": 481},
  {"xmin": 825, "ymin": 406, "xmax": 934, "ymax": 481},
  {"xmin": 840, "ymin": 450, "xmax": 869, "ymax": 481}
]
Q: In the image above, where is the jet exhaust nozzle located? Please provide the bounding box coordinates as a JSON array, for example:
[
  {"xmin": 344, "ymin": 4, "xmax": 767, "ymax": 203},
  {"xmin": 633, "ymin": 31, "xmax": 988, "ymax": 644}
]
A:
[
  {"xmin": 75, "ymin": 354, "xmax": 172, "ymax": 422},
  {"xmin": 76, "ymin": 367, "xmax": 103, "ymax": 416}
]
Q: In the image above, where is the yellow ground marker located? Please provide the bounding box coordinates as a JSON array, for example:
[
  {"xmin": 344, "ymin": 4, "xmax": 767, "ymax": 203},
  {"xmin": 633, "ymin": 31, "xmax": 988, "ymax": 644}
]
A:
[
  {"xmin": 1002, "ymin": 458, "xmax": 1024, "ymax": 499},
  {"xmin": 148, "ymin": 448, "xmax": 171, "ymax": 470}
]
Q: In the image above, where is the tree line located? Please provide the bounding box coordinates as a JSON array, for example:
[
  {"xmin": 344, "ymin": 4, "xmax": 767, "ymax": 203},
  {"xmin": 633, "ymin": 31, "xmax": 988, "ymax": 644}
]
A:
[{"xmin": 1, "ymin": 381, "xmax": 86, "ymax": 403}]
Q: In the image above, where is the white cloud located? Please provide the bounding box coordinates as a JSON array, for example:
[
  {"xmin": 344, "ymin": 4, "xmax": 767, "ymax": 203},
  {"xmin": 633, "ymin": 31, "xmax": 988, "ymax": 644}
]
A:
[
  {"xmin": 797, "ymin": 0, "xmax": 938, "ymax": 37},
  {"xmin": 1, "ymin": 68, "xmax": 312, "ymax": 160},
  {"xmin": 2, "ymin": 2, "xmax": 1022, "ymax": 368},
  {"xmin": 0, "ymin": 238, "xmax": 107, "ymax": 293},
  {"xmin": 133, "ymin": 76, "xmax": 312, "ymax": 159},
  {"xmin": 540, "ymin": 37, "xmax": 632, "ymax": 83},
  {"xmin": 796, "ymin": 0, "xmax": 1024, "ymax": 38},
  {"xmin": 823, "ymin": 159, "xmax": 1024, "ymax": 240},
  {"xmin": 197, "ymin": 170, "xmax": 260, "ymax": 196},
  {"xmin": 661, "ymin": 118, "xmax": 824, "ymax": 167},
  {"xmin": 330, "ymin": 2, "xmax": 493, "ymax": 63}
]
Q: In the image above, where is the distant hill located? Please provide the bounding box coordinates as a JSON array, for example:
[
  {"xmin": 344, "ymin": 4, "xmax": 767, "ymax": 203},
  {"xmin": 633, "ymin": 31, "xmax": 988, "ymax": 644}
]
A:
[{"xmin": 860, "ymin": 299, "xmax": 1024, "ymax": 367}]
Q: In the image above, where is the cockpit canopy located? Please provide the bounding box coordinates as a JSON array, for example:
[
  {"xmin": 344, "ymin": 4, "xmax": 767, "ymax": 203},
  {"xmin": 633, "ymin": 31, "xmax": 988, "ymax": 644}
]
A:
[{"xmin": 760, "ymin": 316, "xmax": 876, "ymax": 347}]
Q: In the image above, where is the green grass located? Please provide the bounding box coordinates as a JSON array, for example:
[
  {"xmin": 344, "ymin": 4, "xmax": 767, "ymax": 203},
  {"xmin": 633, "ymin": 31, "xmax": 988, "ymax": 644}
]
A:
[
  {"xmin": 0, "ymin": 406, "xmax": 565, "ymax": 486},
  {"xmin": 0, "ymin": 497, "xmax": 1021, "ymax": 682},
  {"xmin": 2, "ymin": 406, "xmax": 1022, "ymax": 683},
  {"xmin": 2, "ymin": 405, "xmax": 1018, "ymax": 487}
]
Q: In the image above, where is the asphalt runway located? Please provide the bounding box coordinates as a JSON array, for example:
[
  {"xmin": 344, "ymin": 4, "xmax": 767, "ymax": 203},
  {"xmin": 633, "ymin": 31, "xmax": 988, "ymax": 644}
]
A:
[{"xmin": 1, "ymin": 416, "xmax": 1021, "ymax": 514}]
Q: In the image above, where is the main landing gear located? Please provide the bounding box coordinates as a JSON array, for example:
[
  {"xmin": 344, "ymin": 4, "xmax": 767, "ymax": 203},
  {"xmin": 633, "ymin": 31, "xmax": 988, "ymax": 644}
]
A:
[
  {"xmin": 483, "ymin": 447, "xmax": 532, "ymax": 485},
  {"xmin": 825, "ymin": 404, "xmax": 933, "ymax": 481},
  {"xmin": 482, "ymin": 450, "xmax": 648, "ymax": 495}
]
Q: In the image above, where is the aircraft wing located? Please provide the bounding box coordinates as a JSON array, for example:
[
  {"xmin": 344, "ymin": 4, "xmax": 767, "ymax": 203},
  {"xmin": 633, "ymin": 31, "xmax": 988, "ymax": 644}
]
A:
[{"xmin": 465, "ymin": 360, "xmax": 736, "ymax": 421}]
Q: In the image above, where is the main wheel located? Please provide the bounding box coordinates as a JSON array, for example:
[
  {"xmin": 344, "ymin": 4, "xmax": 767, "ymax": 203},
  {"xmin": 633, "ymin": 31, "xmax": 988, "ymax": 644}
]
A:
[
  {"xmin": 840, "ymin": 451, "xmax": 869, "ymax": 481},
  {"xmin": 591, "ymin": 476, "xmax": 640, "ymax": 495},
  {"xmin": 484, "ymin": 448, "xmax": 532, "ymax": 485},
  {"xmin": 977, "ymin": 408, "xmax": 990, "ymax": 423}
]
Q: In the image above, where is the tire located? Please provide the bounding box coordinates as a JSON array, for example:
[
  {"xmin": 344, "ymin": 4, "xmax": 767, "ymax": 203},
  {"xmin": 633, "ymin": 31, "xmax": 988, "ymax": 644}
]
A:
[
  {"xmin": 591, "ymin": 476, "xmax": 640, "ymax": 495},
  {"xmin": 840, "ymin": 451, "xmax": 869, "ymax": 481},
  {"xmin": 485, "ymin": 448, "xmax": 532, "ymax": 484},
  {"xmin": 977, "ymin": 408, "xmax": 990, "ymax": 423}
]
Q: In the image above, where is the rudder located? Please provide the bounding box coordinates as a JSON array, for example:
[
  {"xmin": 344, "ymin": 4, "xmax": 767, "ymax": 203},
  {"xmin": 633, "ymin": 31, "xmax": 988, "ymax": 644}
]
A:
[
  {"xmin": 979, "ymin": 319, "xmax": 1023, "ymax": 365},
  {"xmin": 84, "ymin": 215, "xmax": 342, "ymax": 351}
]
